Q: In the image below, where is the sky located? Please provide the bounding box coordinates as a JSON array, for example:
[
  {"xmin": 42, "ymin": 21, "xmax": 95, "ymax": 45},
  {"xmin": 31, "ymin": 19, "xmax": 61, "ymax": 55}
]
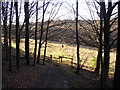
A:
[
  {"xmin": 2, "ymin": 0, "xmax": 118, "ymax": 24},
  {"xmin": 15, "ymin": 0, "xmax": 100, "ymax": 24}
]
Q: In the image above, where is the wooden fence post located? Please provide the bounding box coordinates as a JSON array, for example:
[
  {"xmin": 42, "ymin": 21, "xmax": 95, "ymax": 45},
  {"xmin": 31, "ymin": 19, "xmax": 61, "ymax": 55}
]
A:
[
  {"xmin": 61, "ymin": 56, "xmax": 62, "ymax": 62},
  {"xmin": 50, "ymin": 55, "xmax": 52, "ymax": 61},
  {"xmin": 71, "ymin": 58, "xmax": 73, "ymax": 67},
  {"xmin": 59, "ymin": 56, "xmax": 61, "ymax": 62}
]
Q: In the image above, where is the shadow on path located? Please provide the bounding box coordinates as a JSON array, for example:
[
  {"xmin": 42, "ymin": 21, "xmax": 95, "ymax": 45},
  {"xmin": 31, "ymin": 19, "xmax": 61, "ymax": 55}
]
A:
[{"xmin": 30, "ymin": 62, "xmax": 71, "ymax": 88}]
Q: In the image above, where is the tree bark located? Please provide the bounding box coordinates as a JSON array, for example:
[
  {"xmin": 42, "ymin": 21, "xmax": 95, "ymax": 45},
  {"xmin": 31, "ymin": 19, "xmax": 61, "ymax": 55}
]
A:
[
  {"xmin": 0, "ymin": 1, "xmax": 2, "ymax": 89},
  {"xmin": 103, "ymin": 1, "xmax": 112, "ymax": 85},
  {"xmin": 112, "ymin": 1, "xmax": 120, "ymax": 89},
  {"xmin": 99, "ymin": 1, "xmax": 104, "ymax": 88},
  {"xmin": 43, "ymin": 20, "xmax": 50, "ymax": 65},
  {"xmin": 95, "ymin": 47, "xmax": 101, "ymax": 73},
  {"xmin": 33, "ymin": 1, "xmax": 38, "ymax": 66},
  {"xmin": 37, "ymin": 0, "xmax": 45, "ymax": 64},
  {"xmin": 76, "ymin": 0, "xmax": 80, "ymax": 75},
  {"xmin": 8, "ymin": 1, "xmax": 13, "ymax": 71},
  {"xmin": 24, "ymin": 1, "xmax": 30, "ymax": 65},
  {"xmin": 15, "ymin": 1, "xmax": 20, "ymax": 69},
  {"xmin": 2, "ymin": 2, "xmax": 8, "ymax": 60}
]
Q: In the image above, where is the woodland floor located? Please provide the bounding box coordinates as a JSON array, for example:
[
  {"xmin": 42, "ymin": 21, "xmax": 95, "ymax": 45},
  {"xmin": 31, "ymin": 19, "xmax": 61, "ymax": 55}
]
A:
[{"xmin": 2, "ymin": 47, "xmax": 113, "ymax": 89}]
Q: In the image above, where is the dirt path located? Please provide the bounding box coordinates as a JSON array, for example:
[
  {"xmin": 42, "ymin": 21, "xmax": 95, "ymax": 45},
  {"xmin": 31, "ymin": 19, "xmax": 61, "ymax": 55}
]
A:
[{"xmin": 30, "ymin": 62, "xmax": 71, "ymax": 88}]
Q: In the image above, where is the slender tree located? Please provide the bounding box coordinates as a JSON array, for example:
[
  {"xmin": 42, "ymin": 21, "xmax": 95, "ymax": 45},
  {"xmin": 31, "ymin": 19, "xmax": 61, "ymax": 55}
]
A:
[
  {"xmin": 2, "ymin": 2, "xmax": 8, "ymax": 60},
  {"xmin": 43, "ymin": 2, "xmax": 63, "ymax": 64},
  {"xmin": 43, "ymin": 20, "xmax": 50, "ymax": 65},
  {"xmin": 76, "ymin": 0, "xmax": 80, "ymax": 74},
  {"xmin": 15, "ymin": 1, "xmax": 20, "ymax": 69},
  {"xmin": 94, "ymin": 1, "xmax": 104, "ymax": 74},
  {"xmin": 37, "ymin": 0, "xmax": 45, "ymax": 64},
  {"xmin": 37, "ymin": 0, "xmax": 49, "ymax": 64},
  {"xmin": 99, "ymin": 1, "xmax": 105, "ymax": 88},
  {"xmin": 8, "ymin": 1, "xmax": 13, "ymax": 71},
  {"xmin": 33, "ymin": 1, "xmax": 38, "ymax": 66},
  {"xmin": 0, "ymin": 2, "xmax": 2, "ymax": 87},
  {"xmin": 24, "ymin": 1, "xmax": 30, "ymax": 65},
  {"xmin": 112, "ymin": 1, "xmax": 120, "ymax": 89}
]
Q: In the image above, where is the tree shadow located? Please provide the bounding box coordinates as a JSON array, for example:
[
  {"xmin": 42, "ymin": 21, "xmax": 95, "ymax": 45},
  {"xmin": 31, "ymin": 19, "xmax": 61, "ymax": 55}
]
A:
[{"xmin": 2, "ymin": 41, "xmax": 113, "ymax": 88}]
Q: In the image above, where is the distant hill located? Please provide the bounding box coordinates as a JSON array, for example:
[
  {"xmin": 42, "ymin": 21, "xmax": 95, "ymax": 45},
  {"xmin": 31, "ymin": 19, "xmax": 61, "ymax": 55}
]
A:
[{"xmin": 7, "ymin": 19, "xmax": 117, "ymax": 48}]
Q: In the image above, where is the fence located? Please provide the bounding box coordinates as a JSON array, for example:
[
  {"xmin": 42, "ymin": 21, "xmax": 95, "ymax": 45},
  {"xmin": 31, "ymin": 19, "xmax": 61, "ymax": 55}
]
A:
[{"xmin": 49, "ymin": 55, "xmax": 74, "ymax": 66}]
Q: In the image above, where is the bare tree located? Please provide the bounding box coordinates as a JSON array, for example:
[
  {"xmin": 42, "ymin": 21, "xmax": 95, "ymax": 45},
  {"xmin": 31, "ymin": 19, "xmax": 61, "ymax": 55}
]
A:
[
  {"xmin": 24, "ymin": 1, "xmax": 30, "ymax": 65},
  {"xmin": 76, "ymin": 0, "xmax": 80, "ymax": 75},
  {"xmin": 43, "ymin": 2, "xmax": 63, "ymax": 65},
  {"xmin": 0, "ymin": 2, "xmax": 2, "ymax": 86},
  {"xmin": 43, "ymin": 20, "xmax": 50, "ymax": 65},
  {"xmin": 37, "ymin": 0, "xmax": 45, "ymax": 64},
  {"xmin": 102, "ymin": 1, "xmax": 118, "ymax": 84},
  {"xmin": 79, "ymin": 0, "xmax": 118, "ymax": 74},
  {"xmin": 33, "ymin": 1, "xmax": 38, "ymax": 66},
  {"xmin": 37, "ymin": 0, "xmax": 49, "ymax": 64},
  {"xmin": 94, "ymin": 1, "xmax": 104, "ymax": 74},
  {"xmin": 99, "ymin": 1, "xmax": 105, "ymax": 88},
  {"xmin": 2, "ymin": 2, "xmax": 9, "ymax": 60},
  {"xmin": 103, "ymin": 1, "xmax": 111, "ymax": 84},
  {"xmin": 65, "ymin": 0, "xmax": 80, "ymax": 74},
  {"xmin": 15, "ymin": 1, "xmax": 20, "ymax": 69},
  {"xmin": 113, "ymin": 1, "xmax": 120, "ymax": 89},
  {"xmin": 94, "ymin": 0, "xmax": 119, "ymax": 88},
  {"xmin": 8, "ymin": 1, "xmax": 13, "ymax": 71}
]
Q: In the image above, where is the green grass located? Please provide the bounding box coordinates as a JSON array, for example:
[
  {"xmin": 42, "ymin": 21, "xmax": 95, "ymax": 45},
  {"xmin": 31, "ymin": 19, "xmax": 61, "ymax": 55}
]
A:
[
  {"xmin": 91, "ymin": 57, "xmax": 97, "ymax": 68},
  {"xmin": 91, "ymin": 56, "xmax": 104, "ymax": 68}
]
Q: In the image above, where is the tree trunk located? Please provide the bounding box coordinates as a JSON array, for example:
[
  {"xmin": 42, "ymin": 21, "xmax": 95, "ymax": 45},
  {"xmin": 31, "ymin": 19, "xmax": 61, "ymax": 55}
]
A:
[
  {"xmin": 99, "ymin": 2, "xmax": 104, "ymax": 88},
  {"xmin": 43, "ymin": 20, "xmax": 50, "ymax": 65},
  {"xmin": 76, "ymin": 0, "xmax": 80, "ymax": 75},
  {"xmin": 24, "ymin": 1, "xmax": 30, "ymax": 65},
  {"xmin": 103, "ymin": 17, "xmax": 110, "ymax": 85},
  {"xmin": 103, "ymin": 1, "xmax": 112, "ymax": 85},
  {"xmin": 33, "ymin": 1, "xmax": 38, "ymax": 66},
  {"xmin": 95, "ymin": 47, "xmax": 101, "ymax": 73},
  {"xmin": 37, "ymin": 0, "xmax": 45, "ymax": 64},
  {"xmin": 95, "ymin": 1, "xmax": 104, "ymax": 73},
  {"xmin": 8, "ymin": 1, "xmax": 13, "ymax": 71},
  {"xmin": 2, "ymin": 2, "xmax": 8, "ymax": 60},
  {"xmin": 0, "ymin": 2, "xmax": 2, "ymax": 86},
  {"xmin": 112, "ymin": 1, "xmax": 120, "ymax": 89},
  {"xmin": 15, "ymin": 1, "xmax": 20, "ymax": 69}
]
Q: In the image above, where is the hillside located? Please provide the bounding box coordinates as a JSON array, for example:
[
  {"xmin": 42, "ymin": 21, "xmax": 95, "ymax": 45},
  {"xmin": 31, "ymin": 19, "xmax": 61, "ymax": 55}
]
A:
[
  {"xmin": 9, "ymin": 19, "xmax": 117, "ymax": 48},
  {"xmin": 2, "ymin": 19, "xmax": 117, "ymax": 89}
]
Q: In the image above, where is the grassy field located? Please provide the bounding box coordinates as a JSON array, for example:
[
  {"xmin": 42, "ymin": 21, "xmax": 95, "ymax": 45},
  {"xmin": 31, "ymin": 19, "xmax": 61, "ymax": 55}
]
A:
[{"xmin": 3, "ymin": 38, "xmax": 116, "ymax": 77}]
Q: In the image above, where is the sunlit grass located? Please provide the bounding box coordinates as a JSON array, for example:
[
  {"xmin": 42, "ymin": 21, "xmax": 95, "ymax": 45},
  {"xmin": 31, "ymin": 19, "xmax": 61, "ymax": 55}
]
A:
[{"xmin": 2, "ymin": 38, "xmax": 116, "ymax": 76}]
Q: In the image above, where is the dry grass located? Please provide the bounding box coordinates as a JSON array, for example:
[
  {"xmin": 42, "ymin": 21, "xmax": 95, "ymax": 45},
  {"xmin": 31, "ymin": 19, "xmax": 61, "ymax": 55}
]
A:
[{"xmin": 2, "ymin": 38, "xmax": 116, "ymax": 77}]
